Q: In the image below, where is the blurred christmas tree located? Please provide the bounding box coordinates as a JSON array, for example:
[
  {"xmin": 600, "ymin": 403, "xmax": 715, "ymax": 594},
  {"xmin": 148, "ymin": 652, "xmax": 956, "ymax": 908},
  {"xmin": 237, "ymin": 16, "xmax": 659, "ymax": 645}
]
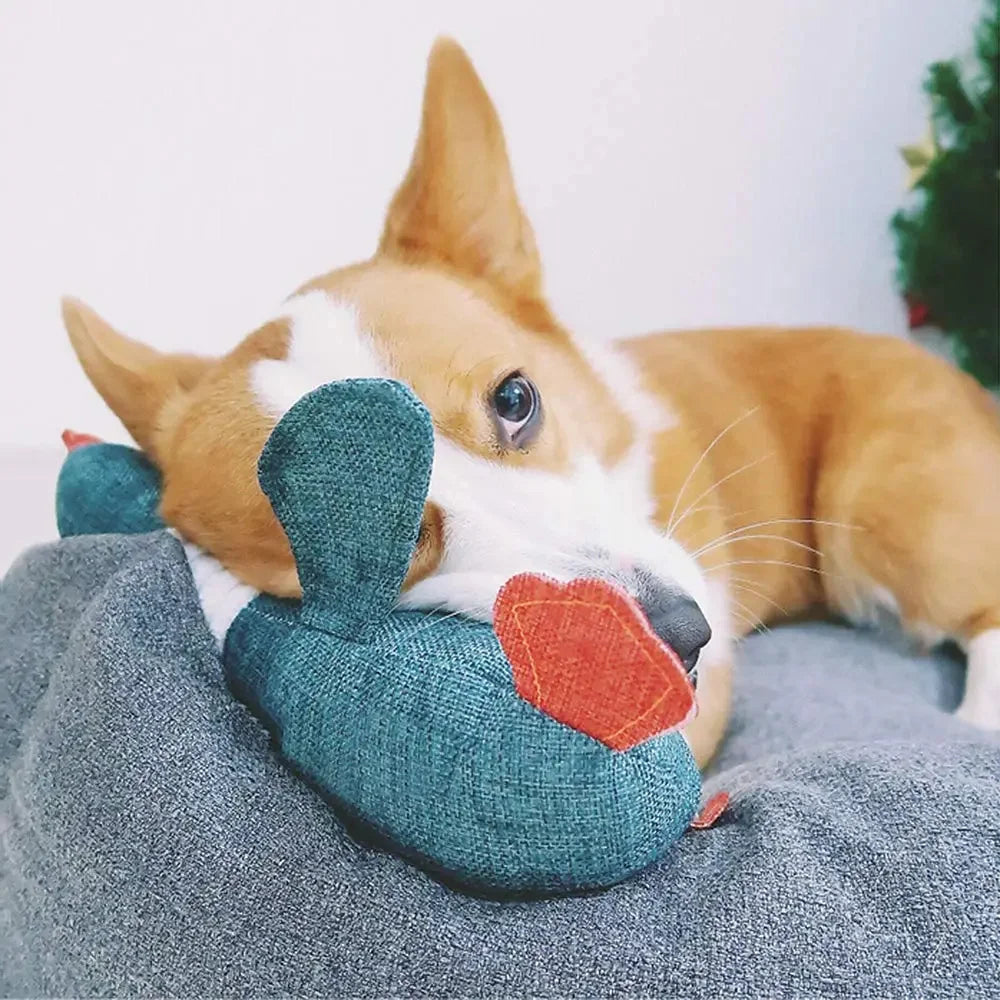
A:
[{"xmin": 892, "ymin": 0, "xmax": 999, "ymax": 389}]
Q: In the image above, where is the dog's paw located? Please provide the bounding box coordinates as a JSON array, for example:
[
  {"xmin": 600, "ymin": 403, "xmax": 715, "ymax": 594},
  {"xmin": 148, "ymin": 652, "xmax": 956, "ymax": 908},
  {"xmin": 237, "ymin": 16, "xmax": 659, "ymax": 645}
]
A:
[
  {"xmin": 954, "ymin": 697, "xmax": 1000, "ymax": 730},
  {"xmin": 956, "ymin": 629, "xmax": 1000, "ymax": 730}
]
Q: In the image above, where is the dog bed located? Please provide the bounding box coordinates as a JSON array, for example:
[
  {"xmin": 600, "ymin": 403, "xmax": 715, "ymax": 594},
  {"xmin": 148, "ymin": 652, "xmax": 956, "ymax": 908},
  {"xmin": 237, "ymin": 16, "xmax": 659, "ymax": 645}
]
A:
[{"xmin": 2, "ymin": 530, "xmax": 998, "ymax": 998}]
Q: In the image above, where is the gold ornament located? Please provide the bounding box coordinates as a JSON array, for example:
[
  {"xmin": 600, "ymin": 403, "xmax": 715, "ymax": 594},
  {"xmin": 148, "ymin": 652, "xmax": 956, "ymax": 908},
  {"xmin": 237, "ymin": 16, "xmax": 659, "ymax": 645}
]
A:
[{"xmin": 900, "ymin": 120, "xmax": 939, "ymax": 190}]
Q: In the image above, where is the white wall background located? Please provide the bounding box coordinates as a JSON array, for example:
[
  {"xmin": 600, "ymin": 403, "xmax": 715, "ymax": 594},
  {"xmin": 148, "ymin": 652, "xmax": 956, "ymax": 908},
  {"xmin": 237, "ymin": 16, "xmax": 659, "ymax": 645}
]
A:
[{"xmin": 0, "ymin": 0, "xmax": 982, "ymax": 448}]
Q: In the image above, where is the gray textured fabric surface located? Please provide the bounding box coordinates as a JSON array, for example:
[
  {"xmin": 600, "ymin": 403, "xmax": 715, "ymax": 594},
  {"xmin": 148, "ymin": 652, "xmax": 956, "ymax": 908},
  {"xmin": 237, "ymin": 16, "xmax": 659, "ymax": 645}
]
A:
[{"xmin": 2, "ymin": 531, "xmax": 999, "ymax": 999}]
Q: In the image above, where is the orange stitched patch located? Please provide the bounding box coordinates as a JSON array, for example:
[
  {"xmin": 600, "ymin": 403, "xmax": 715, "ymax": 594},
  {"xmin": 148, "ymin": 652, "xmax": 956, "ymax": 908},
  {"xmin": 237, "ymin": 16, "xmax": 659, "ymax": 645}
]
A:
[
  {"xmin": 493, "ymin": 575, "xmax": 697, "ymax": 751},
  {"xmin": 689, "ymin": 790, "xmax": 730, "ymax": 829}
]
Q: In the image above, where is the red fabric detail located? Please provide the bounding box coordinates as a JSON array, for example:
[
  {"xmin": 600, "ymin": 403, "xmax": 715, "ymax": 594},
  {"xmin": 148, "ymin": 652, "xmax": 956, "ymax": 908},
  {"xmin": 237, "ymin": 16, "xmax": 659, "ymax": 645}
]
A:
[
  {"xmin": 905, "ymin": 295, "xmax": 931, "ymax": 329},
  {"xmin": 493, "ymin": 574, "xmax": 697, "ymax": 751},
  {"xmin": 689, "ymin": 790, "xmax": 729, "ymax": 829},
  {"xmin": 61, "ymin": 429, "xmax": 102, "ymax": 452}
]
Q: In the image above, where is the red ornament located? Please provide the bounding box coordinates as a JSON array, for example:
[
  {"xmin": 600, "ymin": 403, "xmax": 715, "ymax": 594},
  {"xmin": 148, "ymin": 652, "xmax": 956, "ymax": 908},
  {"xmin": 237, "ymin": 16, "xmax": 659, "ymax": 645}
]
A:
[
  {"xmin": 493, "ymin": 574, "xmax": 697, "ymax": 751},
  {"xmin": 905, "ymin": 294, "xmax": 931, "ymax": 329}
]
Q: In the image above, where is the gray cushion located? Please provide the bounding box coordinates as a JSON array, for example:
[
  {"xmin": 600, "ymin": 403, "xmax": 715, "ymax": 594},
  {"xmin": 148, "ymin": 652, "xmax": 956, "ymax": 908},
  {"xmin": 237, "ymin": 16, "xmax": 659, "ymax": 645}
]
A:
[{"xmin": 2, "ymin": 532, "xmax": 998, "ymax": 998}]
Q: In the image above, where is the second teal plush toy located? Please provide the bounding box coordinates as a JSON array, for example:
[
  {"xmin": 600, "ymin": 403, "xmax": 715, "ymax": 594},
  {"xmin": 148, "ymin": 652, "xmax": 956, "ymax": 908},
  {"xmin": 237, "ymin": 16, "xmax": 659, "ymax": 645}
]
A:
[{"xmin": 57, "ymin": 379, "xmax": 725, "ymax": 895}]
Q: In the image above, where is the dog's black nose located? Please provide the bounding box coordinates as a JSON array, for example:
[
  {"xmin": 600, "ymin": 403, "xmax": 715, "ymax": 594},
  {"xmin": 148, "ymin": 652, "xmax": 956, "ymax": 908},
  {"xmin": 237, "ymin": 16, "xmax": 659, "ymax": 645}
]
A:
[{"xmin": 637, "ymin": 588, "xmax": 712, "ymax": 674}]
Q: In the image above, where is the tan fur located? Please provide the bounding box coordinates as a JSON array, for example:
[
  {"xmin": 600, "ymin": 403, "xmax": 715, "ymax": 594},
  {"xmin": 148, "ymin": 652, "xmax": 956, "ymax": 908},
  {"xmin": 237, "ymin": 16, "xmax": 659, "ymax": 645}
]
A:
[
  {"xmin": 299, "ymin": 261, "xmax": 634, "ymax": 472},
  {"xmin": 626, "ymin": 328, "xmax": 1000, "ymax": 646},
  {"xmin": 62, "ymin": 38, "xmax": 1000, "ymax": 769}
]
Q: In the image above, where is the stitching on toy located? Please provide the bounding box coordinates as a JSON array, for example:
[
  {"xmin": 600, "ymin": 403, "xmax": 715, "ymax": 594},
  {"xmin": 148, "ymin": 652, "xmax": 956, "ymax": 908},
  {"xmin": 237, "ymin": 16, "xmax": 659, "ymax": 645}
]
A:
[
  {"xmin": 511, "ymin": 597, "xmax": 668, "ymax": 680},
  {"xmin": 245, "ymin": 583, "xmax": 692, "ymax": 747},
  {"xmin": 606, "ymin": 681, "xmax": 686, "ymax": 745},
  {"xmin": 503, "ymin": 589, "xmax": 691, "ymax": 745},
  {"xmin": 509, "ymin": 606, "xmax": 544, "ymax": 705}
]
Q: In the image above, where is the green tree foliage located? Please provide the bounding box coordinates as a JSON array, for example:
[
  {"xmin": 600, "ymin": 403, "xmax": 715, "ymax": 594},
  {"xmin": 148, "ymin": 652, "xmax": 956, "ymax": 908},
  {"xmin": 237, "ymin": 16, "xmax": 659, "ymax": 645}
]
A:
[{"xmin": 892, "ymin": 0, "xmax": 999, "ymax": 388}]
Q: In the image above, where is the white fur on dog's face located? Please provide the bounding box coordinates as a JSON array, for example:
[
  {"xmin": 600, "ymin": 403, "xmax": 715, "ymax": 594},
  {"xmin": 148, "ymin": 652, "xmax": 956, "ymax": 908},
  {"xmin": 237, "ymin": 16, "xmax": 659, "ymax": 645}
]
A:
[
  {"xmin": 404, "ymin": 433, "xmax": 710, "ymax": 619},
  {"xmin": 252, "ymin": 289, "xmax": 721, "ymax": 638}
]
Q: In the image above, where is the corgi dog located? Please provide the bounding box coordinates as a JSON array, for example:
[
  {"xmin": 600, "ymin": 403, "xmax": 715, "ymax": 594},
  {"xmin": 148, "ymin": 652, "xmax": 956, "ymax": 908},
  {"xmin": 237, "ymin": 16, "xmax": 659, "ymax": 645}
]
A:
[{"xmin": 62, "ymin": 38, "xmax": 1000, "ymax": 765}]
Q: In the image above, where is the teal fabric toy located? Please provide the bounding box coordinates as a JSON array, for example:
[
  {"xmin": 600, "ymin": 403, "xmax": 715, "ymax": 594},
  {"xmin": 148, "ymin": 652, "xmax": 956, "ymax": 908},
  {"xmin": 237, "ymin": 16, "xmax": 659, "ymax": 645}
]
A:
[{"xmin": 56, "ymin": 379, "xmax": 726, "ymax": 895}]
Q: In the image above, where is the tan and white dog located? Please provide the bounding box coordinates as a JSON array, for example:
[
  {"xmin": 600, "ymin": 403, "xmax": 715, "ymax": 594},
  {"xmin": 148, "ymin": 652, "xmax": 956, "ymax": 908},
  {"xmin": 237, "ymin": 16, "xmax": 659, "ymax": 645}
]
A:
[{"xmin": 62, "ymin": 39, "xmax": 1000, "ymax": 765}]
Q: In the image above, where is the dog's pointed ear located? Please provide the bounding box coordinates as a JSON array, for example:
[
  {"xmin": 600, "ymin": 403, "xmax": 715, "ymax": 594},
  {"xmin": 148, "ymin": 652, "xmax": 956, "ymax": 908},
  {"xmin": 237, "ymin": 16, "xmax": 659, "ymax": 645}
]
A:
[
  {"xmin": 61, "ymin": 297, "xmax": 212, "ymax": 461},
  {"xmin": 379, "ymin": 38, "xmax": 557, "ymax": 332}
]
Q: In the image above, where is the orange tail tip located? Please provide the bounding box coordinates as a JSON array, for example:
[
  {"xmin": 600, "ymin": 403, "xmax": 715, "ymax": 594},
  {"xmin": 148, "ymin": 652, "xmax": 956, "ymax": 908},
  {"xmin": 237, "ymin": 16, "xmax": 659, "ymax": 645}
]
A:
[
  {"xmin": 61, "ymin": 429, "xmax": 102, "ymax": 451},
  {"xmin": 493, "ymin": 574, "xmax": 697, "ymax": 751}
]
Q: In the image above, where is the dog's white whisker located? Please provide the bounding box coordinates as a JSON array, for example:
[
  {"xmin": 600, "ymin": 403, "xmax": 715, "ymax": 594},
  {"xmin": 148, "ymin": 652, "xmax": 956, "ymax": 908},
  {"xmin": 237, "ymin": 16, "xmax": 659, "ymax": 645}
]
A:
[
  {"xmin": 706, "ymin": 558, "xmax": 842, "ymax": 580},
  {"xmin": 695, "ymin": 516, "xmax": 861, "ymax": 550},
  {"xmin": 729, "ymin": 604, "xmax": 765, "ymax": 634},
  {"xmin": 693, "ymin": 533, "xmax": 825, "ymax": 560},
  {"xmin": 667, "ymin": 502, "xmax": 754, "ymax": 527},
  {"xmin": 663, "ymin": 406, "xmax": 761, "ymax": 535},
  {"xmin": 720, "ymin": 507, "xmax": 757, "ymax": 524},
  {"xmin": 669, "ymin": 453, "xmax": 776, "ymax": 538},
  {"xmin": 728, "ymin": 577, "xmax": 789, "ymax": 617}
]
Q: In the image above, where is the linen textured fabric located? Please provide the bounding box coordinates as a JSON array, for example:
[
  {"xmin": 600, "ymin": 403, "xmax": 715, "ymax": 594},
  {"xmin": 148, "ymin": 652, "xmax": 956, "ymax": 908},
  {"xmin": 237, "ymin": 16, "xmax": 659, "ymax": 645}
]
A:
[
  {"xmin": 56, "ymin": 441, "xmax": 163, "ymax": 537},
  {"xmin": 4, "ymin": 375, "xmax": 999, "ymax": 996},
  {"xmin": 40, "ymin": 379, "xmax": 705, "ymax": 895},
  {"xmin": 3, "ymin": 531, "xmax": 998, "ymax": 997}
]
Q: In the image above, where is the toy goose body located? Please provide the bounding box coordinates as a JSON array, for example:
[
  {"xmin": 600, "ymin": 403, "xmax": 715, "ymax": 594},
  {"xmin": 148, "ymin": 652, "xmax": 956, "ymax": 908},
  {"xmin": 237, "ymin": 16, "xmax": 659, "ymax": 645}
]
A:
[{"xmin": 57, "ymin": 379, "xmax": 722, "ymax": 894}]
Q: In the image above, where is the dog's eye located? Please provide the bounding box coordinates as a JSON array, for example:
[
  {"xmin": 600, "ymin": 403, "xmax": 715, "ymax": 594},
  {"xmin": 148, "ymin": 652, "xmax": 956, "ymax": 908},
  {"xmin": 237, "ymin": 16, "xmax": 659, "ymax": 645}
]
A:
[{"xmin": 490, "ymin": 372, "xmax": 541, "ymax": 449}]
